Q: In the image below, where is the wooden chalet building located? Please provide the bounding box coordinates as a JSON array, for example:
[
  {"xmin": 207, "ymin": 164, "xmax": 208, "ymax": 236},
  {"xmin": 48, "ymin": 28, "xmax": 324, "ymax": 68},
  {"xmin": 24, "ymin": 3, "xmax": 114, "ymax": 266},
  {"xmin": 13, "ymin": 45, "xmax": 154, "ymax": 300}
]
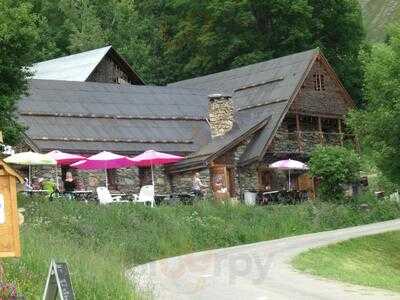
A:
[{"xmin": 17, "ymin": 46, "xmax": 356, "ymax": 197}]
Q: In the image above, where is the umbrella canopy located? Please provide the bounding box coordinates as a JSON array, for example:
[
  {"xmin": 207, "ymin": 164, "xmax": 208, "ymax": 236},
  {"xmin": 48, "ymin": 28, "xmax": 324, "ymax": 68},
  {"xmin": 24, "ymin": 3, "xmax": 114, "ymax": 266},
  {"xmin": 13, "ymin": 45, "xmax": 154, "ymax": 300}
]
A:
[
  {"xmin": 4, "ymin": 151, "xmax": 56, "ymax": 165},
  {"xmin": 130, "ymin": 150, "xmax": 184, "ymax": 167},
  {"xmin": 47, "ymin": 150, "xmax": 85, "ymax": 166},
  {"xmin": 269, "ymin": 159, "xmax": 308, "ymax": 170},
  {"xmin": 71, "ymin": 151, "xmax": 135, "ymax": 170},
  {"xmin": 4, "ymin": 151, "xmax": 56, "ymax": 186},
  {"xmin": 269, "ymin": 159, "xmax": 308, "ymax": 190},
  {"xmin": 130, "ymin": 150, "xmax": 184, "ymax": 188}
]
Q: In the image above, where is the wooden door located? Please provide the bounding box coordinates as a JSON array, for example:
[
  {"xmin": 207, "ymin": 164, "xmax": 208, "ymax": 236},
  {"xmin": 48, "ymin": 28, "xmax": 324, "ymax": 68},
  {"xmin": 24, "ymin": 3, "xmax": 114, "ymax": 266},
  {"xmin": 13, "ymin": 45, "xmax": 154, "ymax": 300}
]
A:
[
  {"xmin": 298, "ymin": 173, "xmax": 315, "ymax": 199},
  {"xmin": 227, "ymin": 167, "xmax": 236, "ymax": 197},
  {"xmin": 210, "ymin": 165, "xmax": 230, "ymax": 200},
  {"xmin": 258, "ymin": 170, "xmax": 272, "ymax": 191}
]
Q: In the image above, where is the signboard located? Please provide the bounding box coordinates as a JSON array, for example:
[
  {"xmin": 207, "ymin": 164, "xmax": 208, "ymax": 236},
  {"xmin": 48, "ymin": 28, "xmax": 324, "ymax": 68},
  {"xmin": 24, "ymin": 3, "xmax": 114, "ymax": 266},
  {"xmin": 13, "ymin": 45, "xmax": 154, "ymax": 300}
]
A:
[
  {"xmin": 210, "ymin": 165, "xmax": 230, "ymax": 199},
  {"xmin": 0, "ymin": 163, "xmax": 21, "ymax": 257},
  {"xmin": 43, "ymin": 260, "xmax": 75, "ymax": 300},
  {"xmin": 0, "ymin": 194, "xmax": 5, "ymax": 224}
]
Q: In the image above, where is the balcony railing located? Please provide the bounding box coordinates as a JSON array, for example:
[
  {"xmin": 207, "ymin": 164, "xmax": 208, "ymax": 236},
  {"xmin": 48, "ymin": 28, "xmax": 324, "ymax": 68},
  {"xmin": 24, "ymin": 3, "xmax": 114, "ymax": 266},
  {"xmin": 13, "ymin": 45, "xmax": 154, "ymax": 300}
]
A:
[{"xmin": 268, "ymin": 131, "xmax": 357, "ymax": 154}]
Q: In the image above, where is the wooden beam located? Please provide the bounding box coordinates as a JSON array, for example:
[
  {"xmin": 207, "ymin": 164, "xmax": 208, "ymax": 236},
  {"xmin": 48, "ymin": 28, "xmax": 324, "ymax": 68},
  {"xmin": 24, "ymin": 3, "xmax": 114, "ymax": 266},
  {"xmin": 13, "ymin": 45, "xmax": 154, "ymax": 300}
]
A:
[
  {"xmin": 318, "ymin": 117, "xmax": 324, "ymax": 144},
  {"xmin": 296, "ymin": 114, "xmax": 301, "ymax": 131},
  {"xmin": 338, "ymin": 119, "xmax": 344, "ymax": 146},
  {"xmin": 296, "ymin": 114, "xmax": 303, "ymax": 152}
]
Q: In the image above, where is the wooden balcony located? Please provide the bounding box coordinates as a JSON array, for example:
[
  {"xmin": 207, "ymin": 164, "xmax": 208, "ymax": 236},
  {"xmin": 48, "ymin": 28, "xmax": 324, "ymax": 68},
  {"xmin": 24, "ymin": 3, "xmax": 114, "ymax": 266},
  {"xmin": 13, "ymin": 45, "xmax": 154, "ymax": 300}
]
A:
[{"xmin": 268, "ymin": 130, "xmax": 357, "ymax": 154}]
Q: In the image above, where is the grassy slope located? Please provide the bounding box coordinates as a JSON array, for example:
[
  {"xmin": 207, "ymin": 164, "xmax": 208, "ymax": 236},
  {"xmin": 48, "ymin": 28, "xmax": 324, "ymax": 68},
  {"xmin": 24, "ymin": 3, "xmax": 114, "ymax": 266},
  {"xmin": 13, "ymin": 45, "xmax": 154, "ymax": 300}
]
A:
[
  {"xmin": 293, "ymin": 230, "xmax": 400, "ymax": 292},
  {"xmin": 359, "ymin": 0, "xmax": 400, "ymax": 41},
  {"xmin": 2, "ymin": 195, "xmax": 400, "ymax": 299}
]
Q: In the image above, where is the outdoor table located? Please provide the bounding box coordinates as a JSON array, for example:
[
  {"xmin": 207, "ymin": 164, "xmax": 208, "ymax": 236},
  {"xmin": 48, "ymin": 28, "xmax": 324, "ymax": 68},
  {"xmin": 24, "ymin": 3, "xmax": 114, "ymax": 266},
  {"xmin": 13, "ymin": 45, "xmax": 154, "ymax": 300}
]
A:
[
  {"xmin": 25, "ymin": 190, "xmax": 49, "ymax": 195},
  {"xmin": 155, "ymin": 193, "xmax": 195, "ymax": 205},
  {"xmin": 110, "ymin": 192, "xmax": 126, "ymax": 197},
  {"xmin": 174, "ymin": 193, "xmax": 195, "ymax": 205},
  {"xmin": 155, "ymin": 194, "xmax": 171, "ymax": 205},
  {"xmin": 261, "ymin": 191, "xmax": 280, "ymax": 205},
  {"xmin": 71, "ymin": 190, "xmax": 94, "ymax": 202}
]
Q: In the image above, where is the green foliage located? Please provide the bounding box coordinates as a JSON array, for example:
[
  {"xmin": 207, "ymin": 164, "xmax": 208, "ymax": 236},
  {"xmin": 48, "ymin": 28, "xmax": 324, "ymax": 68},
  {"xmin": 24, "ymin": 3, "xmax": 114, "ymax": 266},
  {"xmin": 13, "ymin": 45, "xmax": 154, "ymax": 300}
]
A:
[
  {"xmin": 0, "ymin": 0, "xmax": 52, "ymax": 144},
  {"xmin": 293, "ymin": 230, "xmax": 400, "ymax": 293},
  {"xmin": 3, "ymin": 194, "xmax": 400, "ymax": 298},
  {"xmin": 349, "ymin": 24, "xmax": 400, "ymax": 185},
  {"xmin": 359, "ymin": 0, "xmax": 400, "ymax": 42},
  {"xmin": 309, "ymin": 146, "xmax": 361, "ymax": 200},
  {"xmin": 24, "ymin": 0, "xmax": 365, "ymax": 98}
]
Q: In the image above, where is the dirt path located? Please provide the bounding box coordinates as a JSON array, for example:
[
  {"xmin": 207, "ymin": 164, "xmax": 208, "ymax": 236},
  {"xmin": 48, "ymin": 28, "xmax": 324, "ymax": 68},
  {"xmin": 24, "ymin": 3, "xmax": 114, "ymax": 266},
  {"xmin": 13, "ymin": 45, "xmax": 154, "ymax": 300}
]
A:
[{"xmin": 128, "ymin": 219, "xmax": 400, "ymax": 299}]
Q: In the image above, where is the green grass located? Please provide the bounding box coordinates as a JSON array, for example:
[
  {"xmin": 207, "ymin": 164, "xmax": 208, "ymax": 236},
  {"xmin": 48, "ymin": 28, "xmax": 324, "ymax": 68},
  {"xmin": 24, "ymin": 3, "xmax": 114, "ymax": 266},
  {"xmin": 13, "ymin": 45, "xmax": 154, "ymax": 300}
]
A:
[
  {"xmin": 293, "ymin": 230, "xmax": 400, "ymax": 293},
  {"xmin": 359, "ymin": 0, "xmax": 400, "ymax": 41},
  {"xmin": 2, "ymin": 193, "xmax": 400, "ymax": 299}
]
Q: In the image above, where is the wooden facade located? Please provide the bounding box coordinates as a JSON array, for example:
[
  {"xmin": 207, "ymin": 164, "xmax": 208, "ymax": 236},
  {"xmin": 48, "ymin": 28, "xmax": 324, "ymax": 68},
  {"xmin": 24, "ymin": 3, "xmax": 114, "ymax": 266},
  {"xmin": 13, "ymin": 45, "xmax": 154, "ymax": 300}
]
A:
[{"xmin": 0, "ymin": 161, "xmax": 22, "ymax": 257}]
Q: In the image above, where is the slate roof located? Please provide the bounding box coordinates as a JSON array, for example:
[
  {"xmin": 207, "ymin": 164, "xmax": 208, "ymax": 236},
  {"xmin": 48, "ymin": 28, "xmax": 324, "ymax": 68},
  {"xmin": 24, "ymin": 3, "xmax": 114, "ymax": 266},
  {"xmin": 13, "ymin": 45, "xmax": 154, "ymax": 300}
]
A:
[
  {"xmin": 30, "ymin": 46, "xmax": 144, "ymax": 84},
  {"xmin": 20, "ymin": 48, "xmax": 323, "ymax": 167},
  {"xmin": 18, "ymin": 80, "xmax": 210, "ymax": 154},
  {"xmin": 168, "ymin": 115, "xmax": 271, "ymax": 173},
  {"xmin": 170, "ymin": 48, "xmax": 318, "ymax": 165}
]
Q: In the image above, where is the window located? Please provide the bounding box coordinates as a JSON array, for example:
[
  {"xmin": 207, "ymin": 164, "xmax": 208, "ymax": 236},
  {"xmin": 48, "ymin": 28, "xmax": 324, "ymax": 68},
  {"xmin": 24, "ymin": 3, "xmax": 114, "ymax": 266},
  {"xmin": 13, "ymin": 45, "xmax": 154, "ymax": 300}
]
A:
[{"xmin": 313, "ymin": 73, "xmax": 325, "ymax": 91}]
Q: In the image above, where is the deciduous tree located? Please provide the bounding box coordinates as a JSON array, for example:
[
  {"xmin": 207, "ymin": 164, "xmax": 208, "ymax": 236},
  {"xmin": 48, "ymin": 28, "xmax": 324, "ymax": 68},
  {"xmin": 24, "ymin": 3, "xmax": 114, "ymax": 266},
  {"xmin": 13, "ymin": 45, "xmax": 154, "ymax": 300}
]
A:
[
  {"xmin": 0, "ymin": 0, "xmax": 50, "ymax": 144},
  {"xmin": 349, "ymin": 24, "xmax": 400, "ymax": 184}
]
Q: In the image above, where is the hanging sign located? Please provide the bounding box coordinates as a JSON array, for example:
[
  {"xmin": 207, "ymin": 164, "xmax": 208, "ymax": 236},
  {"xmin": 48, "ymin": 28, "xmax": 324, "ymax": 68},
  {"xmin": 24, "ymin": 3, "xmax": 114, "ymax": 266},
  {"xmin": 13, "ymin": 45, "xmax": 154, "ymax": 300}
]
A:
[
  {"xmin": 0, "ymin": 161, "xmax": 22, "ymax": 257},
  {"xmin": 0, "ymin": 193, "xmax": 5, "ymax": 224},
  {"xmin": 43, "ymin": 260, "xmax": 75, "ymax": 300}
]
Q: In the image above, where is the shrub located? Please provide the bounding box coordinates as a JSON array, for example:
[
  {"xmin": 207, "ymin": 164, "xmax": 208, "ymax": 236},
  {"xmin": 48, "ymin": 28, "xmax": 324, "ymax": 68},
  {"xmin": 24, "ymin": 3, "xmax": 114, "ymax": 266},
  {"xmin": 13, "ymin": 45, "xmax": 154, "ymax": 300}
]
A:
[{"xmin": 309, "ymin": 145, "xmax": 361, "ymax": 201}]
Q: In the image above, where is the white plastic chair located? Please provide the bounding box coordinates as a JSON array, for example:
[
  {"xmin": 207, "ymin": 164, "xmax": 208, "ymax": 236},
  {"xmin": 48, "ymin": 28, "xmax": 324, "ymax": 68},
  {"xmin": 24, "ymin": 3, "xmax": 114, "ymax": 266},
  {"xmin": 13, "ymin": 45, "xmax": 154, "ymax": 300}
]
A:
[
  {"xmin": 133, "ymin": 185, "xmax": 155, "ymax": 207},
  {"xmin": 97, "ymin": 187, "xmax": 129, "ymax": 205}
]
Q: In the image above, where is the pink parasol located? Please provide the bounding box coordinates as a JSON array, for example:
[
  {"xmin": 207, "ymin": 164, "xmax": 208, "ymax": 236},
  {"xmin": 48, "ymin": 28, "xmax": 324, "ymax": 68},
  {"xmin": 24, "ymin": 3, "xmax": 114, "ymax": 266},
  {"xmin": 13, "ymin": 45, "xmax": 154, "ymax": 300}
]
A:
[
  {"xmin": 130, "ymin": 150, "xmax": 184, "ymax": 186},
  {"xmin": 47, "ymin": 150, "xmax": 86, "ymax": 189},
  {"xmin": 269, "ymin": 159, "xmax": 308, "ymax": 190},
  {"xmin": 71, "ymin": 151, "xmax": 136, "ymax": 187},
  {"xmin": 269, "ymin": 159, "xmax": 308, "ymax": 170},
  {"xmin": 47, "ymin": 150, "xmax": 85, "ymax": 166}
]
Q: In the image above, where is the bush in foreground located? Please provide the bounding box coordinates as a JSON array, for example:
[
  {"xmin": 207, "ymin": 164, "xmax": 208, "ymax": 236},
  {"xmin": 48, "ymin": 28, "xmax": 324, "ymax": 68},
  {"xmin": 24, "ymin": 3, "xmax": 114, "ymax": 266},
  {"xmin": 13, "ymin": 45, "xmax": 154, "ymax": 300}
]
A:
[
  {"xmin": 309, "ymin": 145, "xmax": 361, "ymax": 201},
  {"xmin": 2, "ymin": 194, "xmax": 400, "ymax": 298}
]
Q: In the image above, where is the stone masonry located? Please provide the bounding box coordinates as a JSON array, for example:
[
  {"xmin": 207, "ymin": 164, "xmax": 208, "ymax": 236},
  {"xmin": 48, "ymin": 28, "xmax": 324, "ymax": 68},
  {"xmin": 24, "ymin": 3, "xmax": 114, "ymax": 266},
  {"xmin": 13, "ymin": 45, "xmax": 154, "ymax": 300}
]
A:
[{"xmin": 208, "ymin": 94, "xmax": 234, "ymax": 138}]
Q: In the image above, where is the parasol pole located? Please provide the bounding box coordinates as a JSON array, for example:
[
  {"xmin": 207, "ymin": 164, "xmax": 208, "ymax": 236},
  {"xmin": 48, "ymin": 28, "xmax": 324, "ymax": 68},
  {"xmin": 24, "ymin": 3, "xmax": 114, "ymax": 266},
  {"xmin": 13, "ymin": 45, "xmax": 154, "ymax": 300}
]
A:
[
  {"xmin": 29, "ymin": 165, "xmax": 31, "ymax": 186},
  {"xmin": 55, "ymin": 165, "xmax": 60, "ymax": 191},
  {"xmin": 105, "ymin": 169, "xmax": 108, "ymax": 189},
  {"xmin": 151, "ymin": 163, "xmax": 154, "ymax": 187},
  {"xmin": 288, "ymin": 169, "xmax": 291, "ymax": 191}
]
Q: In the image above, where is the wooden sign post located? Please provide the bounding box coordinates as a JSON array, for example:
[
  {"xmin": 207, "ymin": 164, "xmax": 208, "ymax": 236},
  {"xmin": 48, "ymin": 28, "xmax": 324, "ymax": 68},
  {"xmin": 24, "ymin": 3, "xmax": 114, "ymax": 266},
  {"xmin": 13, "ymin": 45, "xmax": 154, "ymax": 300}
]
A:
[
  {"xmin": 43, "ymin": 260, "xmax": 75, "ymax": 300},
  {"xmin": 0, "ymin": 160, "xmax": 22, "ymax": 257}
]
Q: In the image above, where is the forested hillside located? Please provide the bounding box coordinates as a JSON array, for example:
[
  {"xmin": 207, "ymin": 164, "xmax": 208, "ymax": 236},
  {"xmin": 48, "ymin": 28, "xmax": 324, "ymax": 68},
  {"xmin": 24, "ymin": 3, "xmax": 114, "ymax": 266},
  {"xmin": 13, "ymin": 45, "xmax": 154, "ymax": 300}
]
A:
[
  {"xmin": 22, "ymin": 0, "xmax": 364, "ymax": 103},
  {"xmin": 359, "ymin": 0, "xmax": 400, "ymax": 41}
]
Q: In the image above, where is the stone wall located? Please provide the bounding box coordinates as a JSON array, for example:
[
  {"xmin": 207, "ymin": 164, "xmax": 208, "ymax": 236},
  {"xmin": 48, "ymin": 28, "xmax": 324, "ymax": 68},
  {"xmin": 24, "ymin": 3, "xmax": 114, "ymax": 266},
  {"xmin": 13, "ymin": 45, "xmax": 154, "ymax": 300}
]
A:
[
  {"xmin": 290, "ymin": 59, "xmax": 350, "ymax": 116},
  {"xmin": 237, "ymin": 162, "xmax": 259, "ymax": 192},
  {"xmin": 170, "ymin": 169, "xmax": 211, "ymax": 194},
  {"xmin": 87, "ymin": 56, "xmax": 131, "ymax": 84},
  {"xmin": 208, "ymin": 95, "xmax": 234, "ymax": 138},
  {"xmin": 24, "ymin": 164, "xmax": 174, "ymax": 195}
]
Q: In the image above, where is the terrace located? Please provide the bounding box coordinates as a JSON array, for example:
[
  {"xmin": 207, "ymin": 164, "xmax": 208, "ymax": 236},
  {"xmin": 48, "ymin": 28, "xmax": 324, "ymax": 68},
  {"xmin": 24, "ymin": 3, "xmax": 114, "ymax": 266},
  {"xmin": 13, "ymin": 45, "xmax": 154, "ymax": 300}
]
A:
[{"xmin": 267, "ymin": 114, "xmax": 358, "ymax": 154}]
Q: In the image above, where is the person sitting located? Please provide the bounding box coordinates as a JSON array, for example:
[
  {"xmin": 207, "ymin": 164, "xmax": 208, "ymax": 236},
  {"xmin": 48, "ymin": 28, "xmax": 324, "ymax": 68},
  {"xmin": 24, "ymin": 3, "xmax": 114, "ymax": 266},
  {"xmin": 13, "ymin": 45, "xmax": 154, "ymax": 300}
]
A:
[
  {"xmin": 23, "ymin": 178, "xmax": 32, "ymax": 192},
  {"xmin": 31, "ymin": 177, "xmax": 43, "ymax": 190},
  {"xmin": 64, "ymin": 172, "xmax": 76, "ymax": 193},
  {"xmin": 192, "ymin": 172, "xmax": 207, "ymax": 197},
  {"xmin": 42, "ymin": 178, "xmax": 56, "ymax": 196}
]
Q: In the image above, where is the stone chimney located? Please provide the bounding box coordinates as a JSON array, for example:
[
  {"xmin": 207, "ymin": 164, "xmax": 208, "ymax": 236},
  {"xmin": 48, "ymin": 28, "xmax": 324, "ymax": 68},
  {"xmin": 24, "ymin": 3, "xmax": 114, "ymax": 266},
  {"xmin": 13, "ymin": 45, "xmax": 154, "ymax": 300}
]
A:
[{"xmin": 208, "ymin": 94, "xmax": 234, "ymax": 138}]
